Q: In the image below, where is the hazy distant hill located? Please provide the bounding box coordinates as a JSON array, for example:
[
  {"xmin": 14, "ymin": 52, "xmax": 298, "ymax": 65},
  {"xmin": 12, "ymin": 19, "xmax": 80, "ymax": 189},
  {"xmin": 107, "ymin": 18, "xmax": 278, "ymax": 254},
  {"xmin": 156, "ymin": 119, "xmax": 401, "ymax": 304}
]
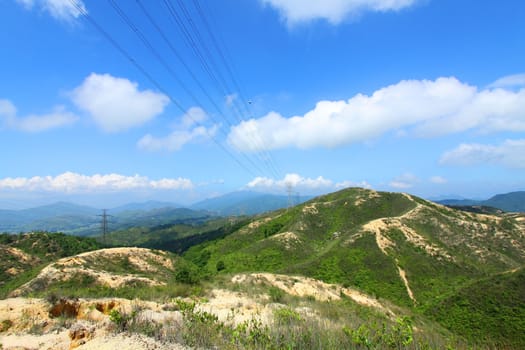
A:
[
  {"xmin": 191, "ymin": 191, "xmax": 311, "ymax": 215},
  {"xmin": 0, "ymin": 201, "xmax": 210, "ymax": 236},
  {"xmin": 0, "ymin": 202, "xmax": 100, "ymax": 233},
  {"xmin": 110, "ymin": 200, "xmax": 181, "ymax": 213},
  {"xmin": 437, "ymin": 191, "xmax": 525, "ymax": 212}
]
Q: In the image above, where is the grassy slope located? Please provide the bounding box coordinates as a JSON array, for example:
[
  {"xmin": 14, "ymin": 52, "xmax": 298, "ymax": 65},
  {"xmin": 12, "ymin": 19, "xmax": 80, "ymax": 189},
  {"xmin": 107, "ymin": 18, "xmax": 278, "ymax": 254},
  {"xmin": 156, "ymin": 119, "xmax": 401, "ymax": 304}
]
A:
[
  {"xmin": 0, "ymin": 232, "xmax": 102, "ymax": 298},
  {"xmin": 183, "ymin": 187, "xmax": 525, "ymax": 346},
  {"xmin": 428, "ymin": 268, "xmax": 525, "ymax": 347}
]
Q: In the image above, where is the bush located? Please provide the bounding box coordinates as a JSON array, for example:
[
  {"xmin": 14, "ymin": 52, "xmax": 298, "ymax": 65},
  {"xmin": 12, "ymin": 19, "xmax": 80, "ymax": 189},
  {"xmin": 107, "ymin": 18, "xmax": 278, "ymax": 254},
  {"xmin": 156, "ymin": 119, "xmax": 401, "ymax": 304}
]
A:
[
  {"xmin": 215, "ymin": 260, "xmax": 226, "ymax": 272},
  {"xmin": 268, "ymin": 286, "xmax": 284, "ymax": 303}
]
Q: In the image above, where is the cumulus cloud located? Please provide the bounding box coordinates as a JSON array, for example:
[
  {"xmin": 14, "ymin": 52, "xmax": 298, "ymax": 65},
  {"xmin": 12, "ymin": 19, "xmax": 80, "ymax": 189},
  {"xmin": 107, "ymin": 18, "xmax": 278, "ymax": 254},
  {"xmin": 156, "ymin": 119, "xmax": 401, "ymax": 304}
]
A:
[
  {"xmin": 137, "ymin": 107, "xmax": 218, "ymax": 152},
  {"xmin": 246, "ymin": 173, "xmax": 371, "ymax": 193},
  {"xmin": 16, "ymin": 0, "xmax": 87, "ymax": 22},
  {"xmin": 0, "ymin": 172, "xmax": 194, "ymax": 193},
  {"xmin": 389, "ymin": 173, "xmax": 419, "ymax": 189},
  {"xmin": 260, "ymin": 0, "xmax": 419, "ymax": 25},
  {"xmin": 488, "ymin": 73, "xmax": 525, "ymax": 89},
  {"xmin": 440, "ymin": 139, "xmax": 525, "ymax": 169},
  {"xmin": 71, "ymin": 73, "xmax": 169, "ymax": 132},
  {"xmin": 0, "ymin": 98, "xmax": 77, "ymax": 132},
  {"xmin": 228, "ymin": 76, "xmax": 525, "ymax": 152}
]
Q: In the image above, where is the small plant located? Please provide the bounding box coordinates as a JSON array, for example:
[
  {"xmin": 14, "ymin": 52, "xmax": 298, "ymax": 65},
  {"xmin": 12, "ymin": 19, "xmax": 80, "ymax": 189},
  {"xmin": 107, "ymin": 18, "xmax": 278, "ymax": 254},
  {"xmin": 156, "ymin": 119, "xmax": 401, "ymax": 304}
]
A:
[
  {"xmin": 274, "ymin": 307, "xmax": 302, "ymax": 325},
  {"xmin": 175, "ymin": 299, "xmax": 223, "ymax": 348},
  {"xmin": 268, "ymin": 286, "xmax": 284, "ymax": 303},
  {"xmin": 216, "ymin": 260, "xmax": 226, "ymax": 271},
  {"xmin": 0, "ymin": 319, "xmax": 13, "ymax": 332},
  {"xmin": 109, "ymin": 309, "xmax": 135, "ymax": 332}
]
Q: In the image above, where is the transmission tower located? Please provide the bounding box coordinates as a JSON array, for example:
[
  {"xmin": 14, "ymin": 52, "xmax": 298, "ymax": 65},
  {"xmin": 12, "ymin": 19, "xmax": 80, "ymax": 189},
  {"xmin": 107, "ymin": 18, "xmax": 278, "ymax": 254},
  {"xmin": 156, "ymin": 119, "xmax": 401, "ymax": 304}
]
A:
[
  {"xmin": 286, "ymin": 183, "xmax": 294, "ymax": 209},
  {"xmin": 97, "ymin": 209, "xmax": 112, "ymax": 245}
]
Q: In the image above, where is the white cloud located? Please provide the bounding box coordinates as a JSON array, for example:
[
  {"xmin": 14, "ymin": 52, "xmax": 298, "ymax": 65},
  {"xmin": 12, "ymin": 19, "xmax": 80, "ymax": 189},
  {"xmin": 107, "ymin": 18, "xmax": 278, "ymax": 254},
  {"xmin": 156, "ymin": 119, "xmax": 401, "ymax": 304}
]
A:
[
  {"xmin": 389, "ymin": 173, "xmax": 419, "ymax": 189},
  {"xmin": 16, "ymin": 0, "xmax": 87, "ymax": 22},
  {"xmin": 0, "ymin": 172, "xmax": 194, "ymax": 193},
  {"xmin": 0, "ymin": 98, "xmax": 77, "ymax": 132},
  {"xmin": 334, "ymin": 180, "xmax": 373, "ymax": 189},
  {"xmin": 440, "ymin": 139, "xmax": 525, "ymax": 169},
  {"xmin": 137, "ymin": 107, "xmax": 218, "ymax": 152},
  {"xmin": 246, "ymin": 173, "xmax": 371, "ymax": 193},
  {"xmin": 225, "ymin": 93, "xmax": 238, "ymax": 107},
  {"xmin": 138, "ymin": 126, "xmax": 218, "ymax": 152},
  {"xmin": 71, "ymin": 73, "xmax": 169, "ymax": 132},
  {"xmin": 429, "ymin": 176, "xmax": 447, "ymax": 184},
  {"xmin": 181, "ymin": 107, "xmax": 208, "ymax": 128},
  {"xmin": 228, "ymin": 76, "xmax": 525, "ymax": 152},
  {"xmin": 488, "ymin": 73, "xmax": 525, "ymax": 89},
  {"xmin": 261, "ymin": 0, "xmax": 419, "ymax": 25}
]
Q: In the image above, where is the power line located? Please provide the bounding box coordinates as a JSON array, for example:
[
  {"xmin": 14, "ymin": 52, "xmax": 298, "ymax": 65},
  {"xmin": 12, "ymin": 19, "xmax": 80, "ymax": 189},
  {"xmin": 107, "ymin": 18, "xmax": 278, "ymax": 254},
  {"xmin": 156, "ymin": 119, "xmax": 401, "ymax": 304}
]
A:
[
  {"xmin": 108, "ymin": 0, "xmax": 272, "ymax": 177},
  {"xmin": 190, "ymin": 0, "xmax": 283, "ymax": 178},
  {"xmin": 163, "ymin": 0, "xmax": 282, "ymax": 178},
  {"xmin": 69, "ymin": 0, "xmax": 265, "ymax": 178}
]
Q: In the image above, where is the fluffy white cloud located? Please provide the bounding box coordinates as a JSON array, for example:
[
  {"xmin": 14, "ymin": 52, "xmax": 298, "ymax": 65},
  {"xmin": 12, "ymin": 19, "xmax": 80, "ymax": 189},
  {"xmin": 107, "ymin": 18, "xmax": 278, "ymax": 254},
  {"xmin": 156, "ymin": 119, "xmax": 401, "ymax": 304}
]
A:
[
  {"xmin": 228, "ymin": 77, "xmax": 525, "ymax": 152},
  {"xmin": 389, "ymin": 173, "xmax": 419, "ymax": 189},
  {"xmin": 246, "ymin": 173, "xmax": 371, "ymax": 193},
  {"xmin": 261, "ymin": 0, "xmax": 419, "ymax": 25},
  {"xmin": 440, "ymin": 139, "xmax": 525, "ymax": 169},
  {"xmin": 16, "ymin": 0, "xmax": 87, "ymax": 22},
  {"xmin": 488, "ymin": 73, "xmax": 525, "ymax": 89},
  {"xmin": 137, "ymin": 107, "xmax": 218, "ymax": 152},
  {"xmin": 334, "ymin": 180, "xmax": 373, "ymax": 189},
  {"xmin": 138, "ymin": 126, "xmax": 217, "ymax": 152},
  {"xmin": 71, "ymin": 73, "xmax": 169, "ymax": 132},
  {"xmin": 429, "ymin": 176, "xmax": 447, "ymax": 184},
  {"xmin": 0, "ymin": 98, "xmax": 77, "ymax": 132},
  {"xmin": 0, "ymin": 172, "xmax": 194, "ymax": 193}
]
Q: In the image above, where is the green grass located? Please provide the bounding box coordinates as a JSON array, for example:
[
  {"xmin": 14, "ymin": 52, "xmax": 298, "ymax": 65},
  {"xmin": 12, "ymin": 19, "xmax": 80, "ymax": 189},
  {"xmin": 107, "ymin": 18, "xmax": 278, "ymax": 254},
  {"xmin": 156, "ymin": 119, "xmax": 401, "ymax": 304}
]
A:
[{"xmin": 427, "ymin": 268, "xmax": 525, "ymax": 348}]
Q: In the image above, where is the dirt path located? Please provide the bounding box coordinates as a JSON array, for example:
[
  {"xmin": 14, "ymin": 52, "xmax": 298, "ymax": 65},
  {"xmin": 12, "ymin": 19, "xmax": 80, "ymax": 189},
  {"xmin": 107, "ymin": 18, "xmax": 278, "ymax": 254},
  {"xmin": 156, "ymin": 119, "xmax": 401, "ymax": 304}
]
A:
[{"xmin": 361, "ymin": 196, "xmax": 425, "ymax": 304}]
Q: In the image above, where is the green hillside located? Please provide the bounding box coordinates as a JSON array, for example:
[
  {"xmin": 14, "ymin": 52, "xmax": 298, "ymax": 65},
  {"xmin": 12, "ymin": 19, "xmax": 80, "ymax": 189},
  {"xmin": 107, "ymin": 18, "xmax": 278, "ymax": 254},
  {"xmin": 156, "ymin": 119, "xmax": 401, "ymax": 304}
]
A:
[
  {"xmin": 0, "ymin": 232, "xmax": 102, "ymax": 298},
  {"xmin": 428, "ymin": 268, "xmax": 525, "ymax": 348},
  {"xmin": 183, "ymin": 187, "xmax": 525, "ymax": 345}
]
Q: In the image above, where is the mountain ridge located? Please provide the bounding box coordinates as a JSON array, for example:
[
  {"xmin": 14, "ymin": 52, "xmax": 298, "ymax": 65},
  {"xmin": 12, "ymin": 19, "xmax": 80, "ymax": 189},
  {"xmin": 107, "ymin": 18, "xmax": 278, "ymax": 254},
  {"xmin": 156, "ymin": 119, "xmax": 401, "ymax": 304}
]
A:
[{"xmin": 437, "ymin": 191, "xmax": 525, "ymax": 212}]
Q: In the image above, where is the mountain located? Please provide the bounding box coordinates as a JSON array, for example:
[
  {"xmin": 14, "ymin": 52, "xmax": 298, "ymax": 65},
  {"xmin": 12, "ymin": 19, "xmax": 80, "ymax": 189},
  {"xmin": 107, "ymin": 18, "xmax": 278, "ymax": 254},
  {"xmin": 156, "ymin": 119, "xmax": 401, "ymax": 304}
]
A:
[
  {"xmin": 184, "ymin": 187, "xmax": 525, "ymax": 346},
  {"xmin": 110, "ymin": 200, "xmax": 181, "ymax": 213},
  {"xmin": 0, "ymin": 202, "xmax": 100, "ymax": 233},
  {"xmin": 0, "ymin": 202, "xmax": 212, "ymax": 236},
  {"xmin": 437, "ymin": 191, "xmax": 525, "ymax": 212},
  {"xmin": 484, "ymin": 191, "xmax": 525, "ymax": 212},
  {"xmin": 191, "ymin": 191, "xmax": 312, "ymax": 215}
]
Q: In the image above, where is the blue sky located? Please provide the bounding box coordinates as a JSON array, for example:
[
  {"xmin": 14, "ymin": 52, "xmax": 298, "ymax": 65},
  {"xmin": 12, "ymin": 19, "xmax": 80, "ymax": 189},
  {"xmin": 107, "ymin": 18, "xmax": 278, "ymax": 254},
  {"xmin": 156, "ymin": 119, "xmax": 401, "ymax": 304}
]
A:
[{"xmin": 1, "ymin": 0, "xmax": 524, "ymax": 208}]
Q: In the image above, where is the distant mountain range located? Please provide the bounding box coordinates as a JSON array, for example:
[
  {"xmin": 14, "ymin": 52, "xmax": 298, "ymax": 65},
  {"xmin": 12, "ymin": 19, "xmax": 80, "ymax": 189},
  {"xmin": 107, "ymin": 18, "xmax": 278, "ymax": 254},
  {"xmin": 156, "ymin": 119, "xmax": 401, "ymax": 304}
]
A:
[
  {"xmin": 190, "ymin": 191, "xmax": 312, "ymax": 216},
  {"xmin": 436, "ymin": 191, "xmax": 525, "ymax": 212},
  {"xmin": 2, "ymin": 190, "xmax": 521, "ymax": 236},
  {"xmin": 0, "ymin": 191, "xmax": 311, "ymax": 235},
  {"xmin": 0, "ymin": 201, "xmax": 208, "ymax": 236}
]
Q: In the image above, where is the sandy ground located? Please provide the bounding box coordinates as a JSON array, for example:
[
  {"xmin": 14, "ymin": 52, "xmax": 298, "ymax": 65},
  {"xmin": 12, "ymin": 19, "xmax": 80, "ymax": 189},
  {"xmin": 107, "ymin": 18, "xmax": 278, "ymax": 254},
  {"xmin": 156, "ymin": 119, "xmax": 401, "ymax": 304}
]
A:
[
  {"xmin": 231, "ymin": 273, "xmax": 390, "ymax": 314},
  {"xmin": 10, "ymin": 248, "xmax": 174, "ymax": 297},
  {"xmin": 0, "ymin": 269, "xmax": 397, "ymax": 349}
]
